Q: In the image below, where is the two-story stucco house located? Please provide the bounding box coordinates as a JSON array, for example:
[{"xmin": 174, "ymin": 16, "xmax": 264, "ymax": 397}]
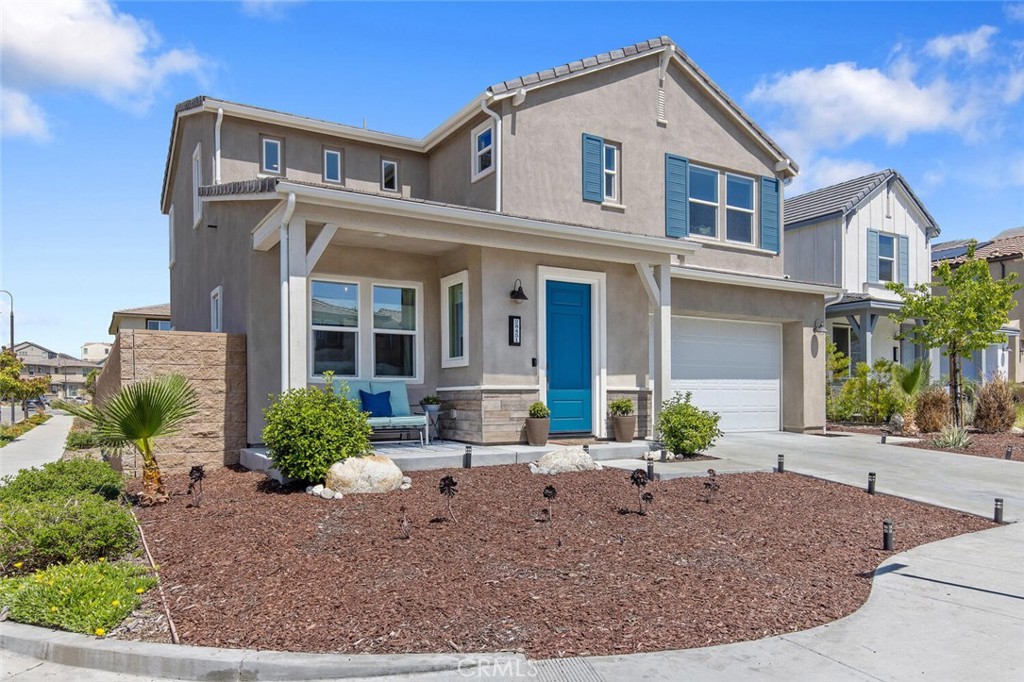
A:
[
  {"xmin": 161, "ymin": 36, "xmax": 840, "ymax": 447},
  {"xmin": 784, "ymin": 170, "xmax": 940, "ymax": 371}
]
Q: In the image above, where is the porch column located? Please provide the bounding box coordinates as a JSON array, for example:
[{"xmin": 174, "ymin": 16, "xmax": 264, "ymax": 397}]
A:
[
  {"xmin": 287, "ymin": 217, "xmax": 308, "ymax": 388},
  {"xmin": 652, "ymin": 264, "xmax": 671, "ymax": 425}
]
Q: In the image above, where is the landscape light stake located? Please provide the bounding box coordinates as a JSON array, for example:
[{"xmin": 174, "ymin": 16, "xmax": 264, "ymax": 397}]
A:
[
  {"xmin": 463, "ymin": 445, "xmax": 472, "ymax": 469},
  {"xmin": 777, "ymin": 454, "xmax": 785, "ymax": 473},
  {"xmin": 867, "ymin": 472, "xmax": 876, "ymax": 495},
  {"xmin": 1005, "ymin": 445, "xmax": 1014, "ymax": 461},
  {"xmin": 660, "ymin": 448, "xmax": 667, "ymax": 463},
  {"xmin": 583, "ymin": 444, "xmax": 590, "ymax": 455},
  {"xmin": 646, "ymin": 457, "xmax": 655, "ymax": 481},
  {"xmin": 994, "ymin": 498, "xmax": 1004, "ymax": 524},
  {"xmin": 881, "ymin": 435, "xmax": 887, "ymax": 444},
  {"xmin": 883, "ymin": 519, "xmax": 894, "ymax": 551}
]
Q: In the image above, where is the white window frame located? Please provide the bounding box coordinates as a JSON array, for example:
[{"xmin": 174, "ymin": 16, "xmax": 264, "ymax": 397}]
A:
[
  {"xmin": 191, "ymin": 143, "xmax": 202, "ymax": 229},
  {"xmin": 210, "ymin": 286, "xmax": 223, "ymax": 333},
  {"xmin": 440, "ymin": 270, "xmax": 469, "ymax": 368},
  {"xmin": 323, "ymin": 148, "xmax": 343, "ymax": 184},
  {"xmin": 261, "ymin": 136, "xmax": 283, "ymax": 175},
  {"xmin": 724, "ymin": 172, "xmax": 757, "ymax": 246},
  {"xmin": 308, "ymin": 275, "xmax": 423, "ymax": 383},
  {"xmin": 687, "ymin": 164, "xmax": 720, "ymax": 239},
  {"xmin": 470, "ymin": 121, "xmax": 495, "ymax": 182},
  {"xmin": 878, "ymin": 233, "xmax": 896, "ymax": 283},
  {"xmin": 380, "ymin": 158, "xmax": 399, "ymax": 192},
  {"xmin": 602, "ymin": 141, "xmax": 620, "ymax": 203},
  {"xmin": 310, "ymin": 280, "xmax": 359, "ymax": 378},
  {"xmin": 168, "ymin": 206, "xmax": 176, "ymax": 269}
]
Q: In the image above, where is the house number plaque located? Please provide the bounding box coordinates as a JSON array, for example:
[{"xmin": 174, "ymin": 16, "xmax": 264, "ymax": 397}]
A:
[{"xmin": 509, "ymin": 316, "xmax": 522, "ymax": 346}]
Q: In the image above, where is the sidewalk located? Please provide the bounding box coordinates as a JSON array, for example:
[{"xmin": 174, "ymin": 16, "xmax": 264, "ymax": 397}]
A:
[{"xmin": 0, "ymin": 412, "xmax": 73, "ymax": 479}]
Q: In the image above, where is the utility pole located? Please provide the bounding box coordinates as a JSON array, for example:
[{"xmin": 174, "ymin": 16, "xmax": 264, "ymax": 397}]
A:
[{"xmin": 0, "ymin": 290, "xmax": 13, "ymax": 425}]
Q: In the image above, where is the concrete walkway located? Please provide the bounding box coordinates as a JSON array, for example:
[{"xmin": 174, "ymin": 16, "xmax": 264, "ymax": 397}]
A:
[
  {"xmin": 3, "ymin": 431, "xmax": 1022, "ymax": 681},
  {"xmin": 0, "ymin": 412, "xmax": 73, "ymax": 479}
]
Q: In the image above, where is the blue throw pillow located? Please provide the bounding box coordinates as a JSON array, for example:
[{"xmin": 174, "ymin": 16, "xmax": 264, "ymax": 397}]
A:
[{"xmin": 359, "ymin": 390, "xmax": 393, "ymax": 418}]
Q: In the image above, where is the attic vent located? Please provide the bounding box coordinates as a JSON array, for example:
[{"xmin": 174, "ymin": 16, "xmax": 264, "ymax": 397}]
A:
[{"xmin": 657, "ymin": 88, "xmax": 667, "ymax": 124}]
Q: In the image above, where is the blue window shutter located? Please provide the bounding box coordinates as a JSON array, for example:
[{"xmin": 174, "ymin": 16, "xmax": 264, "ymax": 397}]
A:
[
  {"xmin": 898, "ymin": 235, "xmax": 910, "ymax": 285},
  {"xmin": 867, "ymin": 229, "xmax": 880, "ymax": 283},
  {"xmin": 582, "ymin": 133, "xmax": 604, "ymax": 202},
  {"xmin": 760, "ymin": 176, "xmax": 780, "ymax": 254},
  {"xmin": 665, "ymin": 153, "xmax": 689, "ymax": 238}
]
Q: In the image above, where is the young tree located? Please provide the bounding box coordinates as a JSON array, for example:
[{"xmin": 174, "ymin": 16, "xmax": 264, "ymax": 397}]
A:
[
  {"xmin": 888, "ymin": 241, "xmax": 1019, "ymax": 427},
  {"xmin": 1, "ymin": 349, "xmax": 49, "ymax": 420},
  {"xmin": 85, "ymin": 368, "xmax": 99, "ymax": 397}
]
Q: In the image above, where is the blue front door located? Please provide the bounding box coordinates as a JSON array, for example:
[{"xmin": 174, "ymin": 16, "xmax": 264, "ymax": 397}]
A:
[{"xmin": 546, "ymin": 280, "xmax": 592, "ymax": 434}]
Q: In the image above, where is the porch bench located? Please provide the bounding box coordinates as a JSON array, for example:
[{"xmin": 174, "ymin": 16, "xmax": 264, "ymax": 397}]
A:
[{"xmin": 335, "ymin": 380, "xmax": 428, "ymax": 445}]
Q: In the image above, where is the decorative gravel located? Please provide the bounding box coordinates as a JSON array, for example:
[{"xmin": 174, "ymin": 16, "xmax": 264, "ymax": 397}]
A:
[
  {"xmin": 829, "ymin": 423, "xmax": 1024, "ymax": 462},
  {"xmin": 132, "ymin": 465, "xmax": 992, "ymax": 658}
]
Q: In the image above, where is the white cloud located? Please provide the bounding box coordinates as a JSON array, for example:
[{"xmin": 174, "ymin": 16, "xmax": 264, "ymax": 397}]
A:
[
  {"xmin": 0, "ymin": 0, "xmax": 207, "ymax": 139},
  {"xmin": 749, "ymin": 62, "xmax": 979, "ymax": 150},
  {"xmin": 240, "ymin": 0, "xmax": 303, "ymax": 19},
  {"xmin": 924, "ymin": 25, "xmax": 999, "ymax": 61},
  {"xmin": 787, "ymin": 156, "xmax": 878, "ymax": 197},
  {"xmin": 1006, "ymin": 4, "xmax": 1024, "ymax": 22},
  {"xmin": 1006, "ymin": 70, "xmax": 1024, "ymax": 104},
  {"xmin": 1, "ymin": 88, "xmax": 49, "ymax": 141},
  {"xmin": 920, "ymin": 168, "xmax": 946, "ymax": 192}
]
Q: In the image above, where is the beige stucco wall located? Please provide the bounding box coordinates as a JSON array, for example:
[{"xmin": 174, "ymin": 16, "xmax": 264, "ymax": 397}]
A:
[
  {"xmin": 428, "ymin": 113, "xmax": 496, "ymax": 209},
  {"xmin": 671, "ymin": 279, "xmax": 825, "ymax": 432},
  {"xmin": 500, "ymin": 53, "xmax": 784, "ymax": 276}
]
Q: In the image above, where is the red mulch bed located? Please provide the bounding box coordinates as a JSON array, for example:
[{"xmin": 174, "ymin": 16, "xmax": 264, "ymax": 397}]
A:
[
  {"xmin": 133, "ymin": 466, "xmax": 993, "ymax": 658},
  {"xmin": 829, "ymin": 422, "xmax": 1024, "ymax": 462}
]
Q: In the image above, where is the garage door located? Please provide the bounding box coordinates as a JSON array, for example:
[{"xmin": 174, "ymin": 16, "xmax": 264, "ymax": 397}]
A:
[{"xmin": 671, "ymin": 317, "xmax": 781, "ymax": 432}]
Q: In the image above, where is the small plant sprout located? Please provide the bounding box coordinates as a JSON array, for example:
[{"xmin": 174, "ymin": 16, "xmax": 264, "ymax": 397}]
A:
[
  {"xmin": 640, "ymin": 491, "xmax": 654, "ymax": 515},
  {"xmin": 187, "ymin": 465, "xmax": 206, "ymax": 507},
  {"xmin": 543, "ymin": 485, "xmax": 557, "ymax": 521},
  {"xmin": 399, "ymin": 506, "xmax": 412, "ymax": 540},
  {"xmin": 702, "ymin": 468, "xmax": 720, "ymax": 504},
  {"xmin": 630, "ymin": 469, "xmax": 649, "ymax": 515},
  {"xmin": 438, "ymin": 475, "xmax": 459, "ymax": 524}
]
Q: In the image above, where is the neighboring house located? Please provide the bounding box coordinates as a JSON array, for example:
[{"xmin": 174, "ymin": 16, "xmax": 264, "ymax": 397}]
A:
[
  {"xmin": 784, "ymin": 170, "xmax": 940, "ymax": 372},
  {"xmin": 931, "ymin": 226, "xmax": 1024, "ymax": 383},
  {"xmin": 108, "ymin": 304, "xmax": 172, "ymax": 334},
  {"xmin": 13, "ymin": 341, "xmax": 102, "ymax": 398},
  {"xmin": 161, "ymin": 36, "xmax": 840, "ymax": 446},
  {"xmin": 82, "ymin": 342, "xmax": 112, "ymax": 364}
]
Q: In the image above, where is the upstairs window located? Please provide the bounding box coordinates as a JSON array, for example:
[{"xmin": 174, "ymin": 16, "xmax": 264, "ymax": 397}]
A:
[
  {"xmin": 191, "ymin": 143, "xmax": 202, "ymax": 228},
  {"xmin": 146, "ymin": 319, "xmax": 171, "ymax": 331},
  {"xmin": 603, "ymin": 142, "xmax": 620, "ymax": 202},
  {"xmin": 323, "ymin": 148, "xmax": 343, "ymax": 184},
  {"xmin": 878, "ymin": 234, "xmax": 895, "ymax": 282},
  {"xmin": 471, "ymin": 122, "xmax": 494, "ymax": 181},
  {"xmin": 725, "ymin": 174, "xmax": 755, "ymax": 244},
  {"xmin": 688, "ymin": 165, "xmax": 719, "ymax": 238},
  {"xmin": 261, "ymin": 136, "xmax": 283, "ymax": 174},
  {"xmin": 381, "ymin": 158, "xmax": 399, "ymax": 192}
]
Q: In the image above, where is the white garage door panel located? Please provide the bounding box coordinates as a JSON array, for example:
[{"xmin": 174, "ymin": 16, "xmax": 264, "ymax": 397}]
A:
[{"xmin": 671, "ymin": 317, "xmax": 780, "ymax": 432}]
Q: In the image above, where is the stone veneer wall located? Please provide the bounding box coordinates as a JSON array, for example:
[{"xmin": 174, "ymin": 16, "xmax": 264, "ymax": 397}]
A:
[
  {"xmin": 606, "ymin": 389, "xmax": 652, "ymax": 439},
  {"xmin": 95, "ymin": 330, "xmax": 247, "ymax": 476},
  {"xmin": 437, "ymin": 389, "xmax": 540, "ymax": 444}
]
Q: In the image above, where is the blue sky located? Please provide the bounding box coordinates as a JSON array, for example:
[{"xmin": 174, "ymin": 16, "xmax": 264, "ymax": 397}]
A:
[{"xmin": 2, "ymin": 1, "xmax": 1023, "ymax": 356}]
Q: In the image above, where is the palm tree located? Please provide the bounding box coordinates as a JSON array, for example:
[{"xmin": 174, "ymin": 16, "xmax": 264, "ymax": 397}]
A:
[{"xmin": 57, "ymin": 374, "xmax": 198, "ymax": 506}]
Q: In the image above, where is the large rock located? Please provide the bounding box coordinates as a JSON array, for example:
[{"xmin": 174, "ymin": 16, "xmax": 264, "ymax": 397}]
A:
[
  {"xmin": 528, "ymin": 446, "xmax": 602, "ymax": 475},
  {"xmin": 325, "ymin": 455, "xmax": 404, "ymax": 494}
]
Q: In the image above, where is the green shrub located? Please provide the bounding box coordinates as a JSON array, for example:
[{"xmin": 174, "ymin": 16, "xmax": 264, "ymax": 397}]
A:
[
  {"xmin": 0, "ymin": 561, "xmax": 155, "ymax": 635},
  {"xmin": 836, "ymin": 359, "xmax": 910, "ymax": 424},
  {"xmin": 0, "ymin": 495, "xmax": 138, "ymax": 571},
  {"xmin": 0, "ymin": 459, "xmax": 123, "ymax": 504},
  {"xmin": 932, "ymin": 425, "xmax": 973, "ymax": 449},
  {"xmin": 262, "ymin": 377, "xmax": 372, "ymax": 484},
  {"xmin": 608, "ymin": 398, "xmax": 634, "ymax": 416},
  {"xmin": 528, "ymin": 401, "xmax": 550, "ymax": 419},
  {"xmin": 972, "ymin": 378, "xmax": 1016, "ymax": 433},
  {"xmin": 0, "ymin": 414, "xmax": 51, "ymax": 446},
  {"xmin": 915, "ymin": 385, "xmax": 951, "ymax": 433},
  {"xmin": 64, "ymin": 428, "xmax": 100, "ymax": 451},
  {"xmin": 656, "ymin": 392, "xmax": 723, "ymax": 456}
]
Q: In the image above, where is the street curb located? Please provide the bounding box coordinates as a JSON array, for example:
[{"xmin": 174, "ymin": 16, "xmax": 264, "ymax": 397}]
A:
[{"xmin": 0, "ymin": 621, "xmax": 526, "ymax": 680}]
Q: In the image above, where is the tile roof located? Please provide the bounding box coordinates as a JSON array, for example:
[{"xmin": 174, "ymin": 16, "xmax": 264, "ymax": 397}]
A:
[
  {"xmin": 114, "ymin": 304, "xmax": 170, "ymax": 317},
  {"xmin": 785, "ymin": 169, "xmax": 938, "ymax": 235},
  {"xmin": 933, "ymin": 233, "xmax": 1024, "ymax": 264}
]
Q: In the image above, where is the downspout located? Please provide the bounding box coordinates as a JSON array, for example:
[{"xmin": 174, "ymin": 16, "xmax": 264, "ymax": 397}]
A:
[
  {"xmin": 280, "ymin": 193, "xmax": 296, "ymax": 392},
  {"xmin": 822, "ymin": 291, "xmax": 845, "ymax": 434},
  {"xmin": 214, "ymin": 108, "xmax": 224, "ymax": 184},
  {"xmin": 480, "ymin": 96, "xmax": 502, "ymax": 212}
]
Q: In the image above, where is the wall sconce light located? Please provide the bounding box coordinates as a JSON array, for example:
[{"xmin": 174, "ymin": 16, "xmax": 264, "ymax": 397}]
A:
[
  {"xmin": 813, "ymin": 319, "xmax": 827, "ymax": 334},
  {"xmin": 510, "ymin": 279, "xmax": 528, "ymax": 303}
]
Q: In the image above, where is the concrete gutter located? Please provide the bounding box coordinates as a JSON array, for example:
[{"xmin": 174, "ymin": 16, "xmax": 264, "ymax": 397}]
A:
[{"xmin": 0, "ymin": 622, "xmax": 525, "ymax": 680}]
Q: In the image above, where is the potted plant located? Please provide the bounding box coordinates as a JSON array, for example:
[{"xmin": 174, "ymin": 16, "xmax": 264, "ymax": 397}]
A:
[
  {"xmin": 420, "ymin": 394, "xmax": 442, "ymax": 414},
  {"xmin": 609, "ymin": 398, "xmax": 637, "ymax": 443},
  {"xmin": 525, "ymin": 401, "xmax": 550, "ymax": 446}
]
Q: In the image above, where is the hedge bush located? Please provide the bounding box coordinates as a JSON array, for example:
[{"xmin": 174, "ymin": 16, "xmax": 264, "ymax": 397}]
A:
[
  {"xmin": 655, "ymin": 392, "xmax": 723, "ymax": 456},
  {"xmin": 973, "ymin": 379, "xmax": 1016, "ymax": 433},
  {"xmin": 0, "ymin": 561, "xmax": 155, "ymax": 636},
  {"xmin": 262, "ymin": 378, "xmax": 372, "ymax": 484},
  {"xmin": 0, "ymin": 495, "xmax": 138, "ymax": 572},
  {"xmin": 915, "ymin": 386, "xmax": 951, "ymax": 433},
  {"xmin": 64, "ymin": 428, "xmax": 100, "ymax": 451},
  {"xmin": 0, "ymin": 459, "xmax": 123, "ymax": 504}
]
